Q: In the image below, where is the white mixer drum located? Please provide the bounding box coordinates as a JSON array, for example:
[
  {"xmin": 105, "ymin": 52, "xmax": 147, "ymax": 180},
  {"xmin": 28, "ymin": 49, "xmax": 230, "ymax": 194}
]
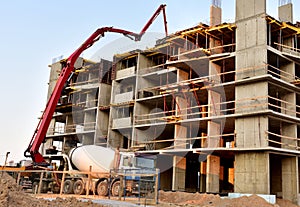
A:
[{"xmin": 69, "ymin": 145, "xmax": 115, "ymax": 178}]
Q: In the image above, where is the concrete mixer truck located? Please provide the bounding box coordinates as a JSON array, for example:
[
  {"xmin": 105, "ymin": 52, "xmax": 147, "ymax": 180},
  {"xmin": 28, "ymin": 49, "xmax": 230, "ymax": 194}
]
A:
[{"xmin": 31, "ymin": 145, "xmax": 157, "ymax": 196}]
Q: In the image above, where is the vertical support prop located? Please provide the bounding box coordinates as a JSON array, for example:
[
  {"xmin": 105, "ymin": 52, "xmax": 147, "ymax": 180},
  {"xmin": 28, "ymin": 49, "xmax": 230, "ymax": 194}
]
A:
[
  {"xmin": 86, "ymin": 165, "xmax": 92, "ymax": 196},
  {"xmin": 16, "ymin": 173, "xmax": 21, "ymax": 187},
  {"xmin": 119, "ymin": 175, "xmax": 124, "ymax": 200},
  {"xmin": 38, "ymin": 172, "xmax": 44, "ymax": 194},
  {"xmin": 154, "ymin": 168, "xmax": 160, "ymax": 204},
  {"xmin": 60, "ymin": 171, "xmax": 66, "ymax": 195}
]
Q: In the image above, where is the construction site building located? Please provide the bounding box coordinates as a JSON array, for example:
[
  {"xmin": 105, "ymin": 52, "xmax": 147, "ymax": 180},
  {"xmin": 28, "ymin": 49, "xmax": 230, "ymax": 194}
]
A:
[{"xmin": 42, "ymin": 0, "xmax": 300, "ymax": 204}]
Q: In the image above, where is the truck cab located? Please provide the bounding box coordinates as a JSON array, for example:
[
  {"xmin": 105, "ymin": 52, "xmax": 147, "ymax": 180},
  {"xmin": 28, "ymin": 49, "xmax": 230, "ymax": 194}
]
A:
[{"xmin": 118, "ymin": 152, "xmax": 157, "ymax": 196}]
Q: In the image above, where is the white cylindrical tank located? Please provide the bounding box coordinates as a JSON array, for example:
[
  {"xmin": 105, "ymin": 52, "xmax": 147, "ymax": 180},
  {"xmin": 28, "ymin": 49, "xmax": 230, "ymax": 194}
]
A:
[{"xmin": 69, "ymin": 145, "xmax": 115, "ymax": 178}]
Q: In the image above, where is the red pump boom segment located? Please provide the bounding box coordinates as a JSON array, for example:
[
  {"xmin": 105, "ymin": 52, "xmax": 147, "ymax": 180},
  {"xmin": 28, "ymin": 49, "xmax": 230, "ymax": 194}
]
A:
[{"xmin": 24, "ymin": 4, "xmax": 168, "ymax": 163}]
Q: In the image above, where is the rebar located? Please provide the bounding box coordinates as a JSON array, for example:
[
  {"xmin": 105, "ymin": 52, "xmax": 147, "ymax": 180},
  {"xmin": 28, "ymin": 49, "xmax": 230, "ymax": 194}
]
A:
[
  {"xmin": 212, "ymin": 0, "xmax": 221, "ymax": 8},
  {"xmin": 279, "ymin": 0, "xmax": 292, "ymax": 7}
]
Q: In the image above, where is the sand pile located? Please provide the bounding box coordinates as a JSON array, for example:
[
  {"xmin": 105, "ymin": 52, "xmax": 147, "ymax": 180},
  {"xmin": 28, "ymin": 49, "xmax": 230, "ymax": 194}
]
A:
[
  {"xmin": 159, "ymin": 190, "xmax": 300, "ymax": 207},
  {"xmin": 0, "ymin": 172, "xmax": 105, "ymax": 207}
]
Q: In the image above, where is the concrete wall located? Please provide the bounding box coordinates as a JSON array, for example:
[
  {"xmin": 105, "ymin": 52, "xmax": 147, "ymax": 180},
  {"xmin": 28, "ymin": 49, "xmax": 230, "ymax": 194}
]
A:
[
  {"xmin": 116, "ymin": 66, "xmax": 135, "ymax": 80},
  {"xmin": 112, "ymin": 117, "xmax": 132, "ymax": 128},
  {"xmin": 113, "ymin": 91, "xmax": 134, "ymax": 104}
]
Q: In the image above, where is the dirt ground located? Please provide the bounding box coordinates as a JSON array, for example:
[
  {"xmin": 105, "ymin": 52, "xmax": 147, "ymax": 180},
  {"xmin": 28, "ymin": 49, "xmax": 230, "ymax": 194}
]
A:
[
  {"xmin": 0, "ymin": 172, "xmax": 106, "ymax": 207},
  {"xmin": 0, "ymin": 172, "xmax": 299, "ymax": 207},
  {"xmin": 159, "ymin": 191, "xmax": 299, "ymax": 207}
]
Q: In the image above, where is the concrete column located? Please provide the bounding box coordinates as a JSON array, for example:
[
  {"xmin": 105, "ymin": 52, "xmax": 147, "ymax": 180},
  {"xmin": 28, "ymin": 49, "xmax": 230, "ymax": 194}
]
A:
[
  {"xmin": 138, "ymin": 53, "xmax": 154, "ymax": 70},
  {"xmin": 210, "ymin": 4, "xmax": 222, "ymax": 54},
  {"xmin": 234, "ymin": 152, "xmax": 270, "ymax": 194},
  {"xmin": 107, "ymin": 130, "xmax": 122, "ymax": 148},
  {"xmin": 207, "ymin": 121, "xmax": 221, "ymax": 148},
  {"xmin": 174, "ymin": 125, "xmax": 187, "ymax": 148},
  {"xmin": 282, "ymin": 156, "xmax": 298, "ymax": 204},
  {"xmin": 41, "ymin": 139, "xmax": 53, "ymax": 155},
  {"xmin": 95, "ymin": 84, "xmax": 111, "ymax": 145},
  {"xmin": 207, "ymin": 63, "xmax": 222, "ymax": 147},
  {"xmin": 282, "ymin": 92, "xmax": 296, "ymax": 116},
  {"xmin": 236, "ymin": 82, "xmax": 268, "ymax": 113},
  {"xmin": 235, "ymin": 0, "xmax": 267, "ymax": 80},
  {"xmin": 172, "ymin": 89, "xmax": 188, "ymax": 191},
  {"xmin": 172, "ymin": 156, "xmax": 186, "ymax": 191},
  {"xmin": 210, "ymin": 4, "xmax": 221, "ymax": 26},
  {"xmin": 278, "ymin": 3, "xmax": 293, "ymax": 23},
  {"xmin": 281, "ymin": 62, "xmax": 295, "ymax": 82},
  {"xmin": 206, "ymin": 155, "xmax": 220, "ymax": 193},
  {"xmin": 174, "ymin": 69, "xmax": 189, "ymax": 148},
  {"xmin": 46, "ymin": 119, "xmax": 56, "ymax": 136},
  {"xmin": 200, "ymin": 161, "xmax": 207, "ymax": 192},
  {"xmin": 170, "ymin": 68, "xmax": 189, "ymax": 191},
  {"xmin": 282, "ymin": 123, "xmax": 297, "ymax": 150},
  {"xmin": 47, "ymin": 61, "xmax": 61, "ymax": 100},
  {"xmin": 66, "ymin": 115, "xmax": 74, "ymax": 133},
  {"xmin": 235, "ymin": 116, "xmax": 268, "ymax": 148},
  {"xmin": 235, "ymin": 81, "xmax": 269, "ymax": 148},
  {"xmin": 42, "ymin": 60, "xmax": 63, "ymax": 155},
  {"xmin": 208, "ymin": 90, "xmax": 221, "ymax": 116}
]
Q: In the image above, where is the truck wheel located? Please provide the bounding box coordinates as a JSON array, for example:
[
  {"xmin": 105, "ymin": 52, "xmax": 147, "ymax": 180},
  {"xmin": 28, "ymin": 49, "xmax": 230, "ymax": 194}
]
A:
[
  {"xmin": 40, "ymin": 181, "xmax": 48, "ymax": 193},
  {"xmin": 63, "ymin": 180, "xmax": 74, "ymax": 194},
  {"xmin": 97, "ymin": 180, "xmax": 108, "ymax": 196},
  {"xmin": 51, "ymin": 183, "xmax": 60, "ymax": 194},
  {"xmin": 111, "ymin": 180, "xmax": 121, "ymax": 197},
  {"xmin": 33, "ymin": 181, "xmax": 48, "ymax": 193},
  {"xmin": 73, "ymin": 180, "xmax": 85, "ymax": 195}
]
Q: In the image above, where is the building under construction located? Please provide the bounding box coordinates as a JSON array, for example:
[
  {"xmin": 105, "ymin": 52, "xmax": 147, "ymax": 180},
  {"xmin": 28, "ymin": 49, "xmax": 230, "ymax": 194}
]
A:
[{"xmin": 42, "ymin": 0, "xmax": 300, "ymax": 204}]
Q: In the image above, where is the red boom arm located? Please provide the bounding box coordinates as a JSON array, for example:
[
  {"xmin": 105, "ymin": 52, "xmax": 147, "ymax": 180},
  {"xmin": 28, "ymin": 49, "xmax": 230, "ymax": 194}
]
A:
[{"xmin": 25, "ymin": 5, "xmax": 168, "ymax": 163}]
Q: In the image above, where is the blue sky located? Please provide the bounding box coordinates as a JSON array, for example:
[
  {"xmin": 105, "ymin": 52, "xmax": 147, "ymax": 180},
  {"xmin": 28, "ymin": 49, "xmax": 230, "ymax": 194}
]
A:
[{"xmin": 0, "ymin": 0, "xmax": 299, "ymax": 164}]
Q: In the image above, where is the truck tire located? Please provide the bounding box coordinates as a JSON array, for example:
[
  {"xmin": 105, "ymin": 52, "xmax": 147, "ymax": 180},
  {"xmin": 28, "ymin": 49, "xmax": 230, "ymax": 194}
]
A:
[
  {"xmin": 73, "ymin": 179, "xmax": 85, "ymax": 195},
  {"xmin": 51, "ymin": 183, "xmax": 60, "ymax": 194},
  {"xmin": 40, "ymin": 181, "xmax": 48, "ymax": 193},
  {"xmin": 63, "ymin": 180, "xmax": 74, "ymax": 194},
  {"xmin": 32, "ymin": 181, "xmax": 48, "ymax": 193},
  {"xmin": 97, "ymin": 180, "xmax": 108, "ymax": 196},
  {"xmin": 111, "ymin": 180, "xmax": 121, "ymax": 197}
]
